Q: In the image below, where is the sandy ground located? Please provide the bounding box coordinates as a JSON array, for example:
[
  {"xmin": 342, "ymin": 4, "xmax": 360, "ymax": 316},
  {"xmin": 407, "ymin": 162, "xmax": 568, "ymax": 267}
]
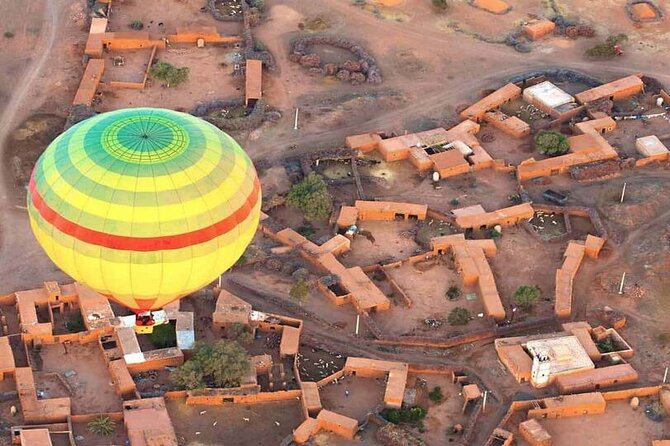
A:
[
  {"xmin": 34, "ymin": 342, "xmax": 122, "ymax": 414},
  {"xmin": 516, "ymin": 397, "xmax": 670, "ymax": 446},
  {"xmin": 166, "ymin": 397, "xmax": 304, "ymax": 445},
  {"xmin": 319, "ymin": 375, "xmax": 386, "ymax": 420},
  {"xmin": 373, "ymin": 261, "xmax": 490, "ymax": 336}
]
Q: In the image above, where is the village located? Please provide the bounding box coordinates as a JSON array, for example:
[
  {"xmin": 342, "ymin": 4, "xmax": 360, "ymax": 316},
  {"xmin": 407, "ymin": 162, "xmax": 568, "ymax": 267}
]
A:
[{"xmin": 1, "ymin": 0, "xmax": 670, "ymax": 446}]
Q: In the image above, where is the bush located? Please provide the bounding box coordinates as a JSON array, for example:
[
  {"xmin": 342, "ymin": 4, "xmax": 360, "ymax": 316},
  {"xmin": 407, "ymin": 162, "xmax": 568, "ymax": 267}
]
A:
[
  {"xmin": 428, "ymin": 386, "xmax": 443, "ymax": 403},
  {"xmin": 129, "ymin": 19, "xmax": 144, "ymax": 30},
  {"xmin": 287, "ymin": 173, "xmax": 333, "ymax": 221},
  {"xmin": 65, "ymin": 312, "xmax": 85, "ymax": 332},
  {"xmin": 150, "ymin": 62, "xmax": 190, "ymax": 87},
  {"xmin": 151, "ymin": 322, "xmax": 177, "ymax": 349},
  {"xmin": 296, "ymin": 225, "xmax": 315, "ymax": 237},
  {"xmin": 446, "ymin": 286, "xmax": 461, "ymax": 301},
  {"xmin": 289, "ymin": 278, "xmax": 310, "ymax": 302},
  {"xmin": 228, "ymin": 322, "xmax": 254, "ymax": 345},
  {"xmin": 534, "ymin": 131, "xmax": 569, "ymax": 156},
  {"xmin": 513, "ymin": 285, "xmax": 540, "ymax": 308},
  {"xmin": 449, "ymin": 198, "xmax": 460, "ymax": 206},
  {"xmin": 488, "ymin": 228, "xmax": 501, "ymax": 238},
  {"xmin": 585, "ymin": 34, "xmax": 628, "ymax": 59},
  {"xmin": 432, "ymin": 0, "xmax": 448, "ymax": 10},
  {"xmin": 597, "ymin": 336, "xmax": 615, "ymax": 353},
  {"xmin": 448, "ymin": 307, "xmax": 471, "ymax": 326},
  {"xmin": 4, "ymin": 31, "xmax": 14, "ymax": 38},
  {"xmin": 88, "ymin": 416, "xmax": 116, "ymax": 436},
  {"xmin": 383, "ymin": 406, "xmax": 428, "ymax": 425},
  {"xmin": 170, "ymin": 340, "xmax": 250, "ymax": 390}
]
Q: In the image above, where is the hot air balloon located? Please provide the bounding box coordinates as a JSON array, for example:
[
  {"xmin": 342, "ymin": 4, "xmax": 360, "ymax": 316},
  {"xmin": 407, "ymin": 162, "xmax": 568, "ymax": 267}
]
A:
[{"xmin": 27, "ymin": 108, "xmax": 261, "ymax": 332}]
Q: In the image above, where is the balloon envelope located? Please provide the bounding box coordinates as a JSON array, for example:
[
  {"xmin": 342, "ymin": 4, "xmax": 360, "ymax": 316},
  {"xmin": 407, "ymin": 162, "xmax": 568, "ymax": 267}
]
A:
[{"xmin": 28, "ymin": 108, "xmax": 261, "ymax": 311}]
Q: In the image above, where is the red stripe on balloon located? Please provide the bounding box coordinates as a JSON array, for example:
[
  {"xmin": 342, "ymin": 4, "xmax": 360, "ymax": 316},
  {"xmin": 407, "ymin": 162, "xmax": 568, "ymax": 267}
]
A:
[{"xmin": 28, "ymin": 175, "xmax": 260, "ymax": 252}]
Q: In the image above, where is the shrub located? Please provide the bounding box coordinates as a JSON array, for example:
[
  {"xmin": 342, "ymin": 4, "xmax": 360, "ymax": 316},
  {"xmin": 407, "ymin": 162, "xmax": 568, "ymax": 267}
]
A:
[
  {"xmin": 129, "ymin": 19, "xmax": 144, "ymax": 30},
  {"xmin": 151, "ymin": 322, "xmax": 177, "ymax": 348},
  {"xmin": 289, "ymin": 278, "xmax": 310, "ymax": 302},
  {"xmin": 428, "ymin": 386, "xmax": 443, "ymax": 403},
  {"xmin": 585, "ymin": 34, "xmax": 628, "ymax": 59},
  {"xmin": 150, "ymin": 62, "xmax": 190, "ymax": 87},
  {"xmin": 287, "ymin": 173, "xmax": 333, "ymax": 221},
  {"xmin": 170, "ymin": 340, "xmax": 250, "ymax": 390},
  {"xmin": 65, "ymin": 312, "xmax": 86, "ymax": 332},
  {"xmin": 448, "ymin": 307, "xmax": 471, "ymax": 326},
  {"xmin": 432, "ymin": 0, "xmax": 448, "ymax": 10},
  {"xmin": 534, "ymin": 130, "xmax": 569, "ymax": 156},
  {"xmin": 382, "ymin": 406, "xmax": 428, "ymax": 425},
  {"xmin": 88, "ymin": 416, "xmax": 116, "ymax": 436},
  {"xmin": 449, "ymin": 198, "xmax": 460, "ymax": 206},
  {"xmin": 446, "ymin": 286, "xmax": 461, "ymax": 301},
  {"xmin": 296, "ymin": 225, "xmax": 315, "ymax": 237},
  {"xmin": 597, "ymin": 336, "xmax": 615, "ymax": 353},
  {"xmin": 513, "ymin": 285, "xmax": 540, "ymax": 308},
  {"xmin": 488, "ymin": 228, "xmax": 501, "ymax": 238},
  {"xmin": 228, "ymin": 322, "xmax": 254, "ymax": 345},
  {"xmin": 4, "ymin": 31, "xmax": 14, "ymax": 38}
]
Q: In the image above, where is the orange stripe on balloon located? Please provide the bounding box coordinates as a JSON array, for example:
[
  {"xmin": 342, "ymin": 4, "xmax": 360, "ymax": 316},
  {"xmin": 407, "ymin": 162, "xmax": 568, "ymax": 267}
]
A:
[{"xmin": 29, "ymin": 175, "xmax": 260, "ymax": 252}]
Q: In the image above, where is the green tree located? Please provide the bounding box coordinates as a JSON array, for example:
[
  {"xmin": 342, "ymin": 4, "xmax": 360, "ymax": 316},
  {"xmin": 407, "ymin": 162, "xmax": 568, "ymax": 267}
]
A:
[
  {"xmin": 534, "ymin": 131, "xmax": 569, "ymax": 156},
  {"xmin": 446, "ymin": 286, "xmax": 461, "ymax": 301},
  {"xmin": 513, "ymin": 285, "xmax": 540, "ymax": 308},
  {"xmin": 287, "ymin": 173, "xmax": 333, "ymax": 221},
  {"xmin": 289, "ymin": 278, "xmax": 310, "ymax": 302},
  {"xmin": 151, "ymin": 323, "xmax": 177, "ymax": 348},
  {"xmin": 432, "ymin": 0, "xmax": 448, "ymax": 10},
  {"xmin": 88, "ymin": 416, "xmax": 116, "ymax": 436},
  {"xmin": 382, "ymin": 406, "xmax": 428, "ymax": 425},
  {"xmin": 150, "ymin": 62, "xmax": 190, "ymax": 87},
  {"xmin": 170, "ymin": 340, "xmax": 250, "ymax": 390},
  {"xmin": 448, "ymin": 307, "xmax": 471, "ymax": 326},
  {"xmin": 228, "ymin": 322, "xmax": 254, "ymax": 344},
  {"xmin": 428, "ymin": 386, "xmax": 443, "ymax": 403}
]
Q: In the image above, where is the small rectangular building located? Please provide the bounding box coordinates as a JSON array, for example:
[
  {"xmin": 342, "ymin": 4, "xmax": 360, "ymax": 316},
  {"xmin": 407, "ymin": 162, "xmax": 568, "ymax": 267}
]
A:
[
  {"xmin": 523, "ymin": 19, "xmax": 556, "ymax": 41},
  {"xmin": 72, "ymin": 59, "xmax": 105, "ymax": 106},
  {"xmin": 345, "ymin": 132, "xmax": 382, "ymax": 153},
  {"xmin": 19, "ymin": 429, "xmax": 53, "ymax": 446},
  {"xmin": 0, "ymin": 337, "xmax": 15, "ymax": 380},
  {"xmin": 519, "ymin": 418, "xmax": 552, "ymax": 446},
  {"xmin": 460, "ymin": 83, "xmax": 521, "ymax": 122},
  {"xmin": 353, "ymin": 200, "xmax": 428, "ymax": 221},
  {"xmin": 523, "ymin": 81, "xmax": 575, "ymax": 114},
  {"xmin": 316, "ymin": 410, "xmax": 358, "ymax": 440},
  {"xmin": 245, "ymin": 59, "xmax": 263, "ymax": 106},
  {"xmin": 528, "ymin": 392, "xmax": 607, "ymax": 419},
  {"xmin": 471, "ymin": 0, "xmax": 512, "ymax": 14},
  {"xmin": 483, "ymin": 110, "xmax": 531, "ymax": 138},
  {"xmin": 636, "ymin": 135, "xmax": 670, "ymax": 160},
  {"xmin": 575, "ymin": 75, "xmax": 644, "ymax": 104},
  {"xmin": 430, "ymin": 150, "xmax": 470, "ymax": 178},
  {"xmin": 555, "ymin": 363, "xmax": 638, "ymax": 393},
  {"xmin": 301, "ymin": 382, "xmax": 322, "ymax": 416}
]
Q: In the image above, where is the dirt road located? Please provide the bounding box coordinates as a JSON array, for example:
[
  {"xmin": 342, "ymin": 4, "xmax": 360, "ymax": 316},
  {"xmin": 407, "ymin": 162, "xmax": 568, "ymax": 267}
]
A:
[{"xmin": 0, "ymin": 0, "xmax": 70, "ymax": 293}]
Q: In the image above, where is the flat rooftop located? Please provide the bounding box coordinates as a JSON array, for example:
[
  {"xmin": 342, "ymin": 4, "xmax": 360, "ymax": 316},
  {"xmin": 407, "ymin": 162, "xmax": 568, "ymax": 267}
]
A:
[{"xmin": 525, "ymin": 335, "xmax": 594, "ymax": 376}]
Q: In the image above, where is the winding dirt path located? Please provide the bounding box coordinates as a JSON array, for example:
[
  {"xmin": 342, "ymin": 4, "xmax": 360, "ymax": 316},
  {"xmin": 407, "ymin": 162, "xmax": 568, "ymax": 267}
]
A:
[{"xmin": 0, "ymin": 1, "xmax": 58, "ymax": 163}]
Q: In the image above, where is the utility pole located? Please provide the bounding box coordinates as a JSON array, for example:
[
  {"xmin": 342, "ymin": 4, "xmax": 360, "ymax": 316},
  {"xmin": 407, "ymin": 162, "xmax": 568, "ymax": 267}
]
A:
[
  {"xmin": 293, "ymin": 108, "xmax": 299, "ymax": 130},
  {"xmin": 620, "ymin": 182, "xmax": 627, "ymax": 203},
  {"xmin": 482, "ymin": 390, "xmax": 488, "ymax": 414},
  {"xmin": 663, "ymin": 367, "xmax": 668, "ymax": 384},
  {"xmin": 355, "ymin": 314, "xmax": 360, "ymax": 336},
  {"xmin": 618, "ymin": 272, "xmax": 626, "ymax": 295}
]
